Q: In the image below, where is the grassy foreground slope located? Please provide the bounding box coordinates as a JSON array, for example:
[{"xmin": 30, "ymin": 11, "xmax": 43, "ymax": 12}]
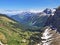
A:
[{"xmin": 0, "ymin": 14, "xmax": 37, "ymax": 45}]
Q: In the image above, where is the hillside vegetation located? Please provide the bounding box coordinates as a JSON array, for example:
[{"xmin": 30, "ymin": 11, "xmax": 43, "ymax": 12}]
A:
[{"xmin": 0, "ymin": 14, "xmax": 39, "ymax": 45}]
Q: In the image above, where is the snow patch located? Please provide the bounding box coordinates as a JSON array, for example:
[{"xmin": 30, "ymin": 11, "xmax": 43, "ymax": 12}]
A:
[{"xmin": 41, "ymin": 28, "xmax": 53, "ymax": 45}]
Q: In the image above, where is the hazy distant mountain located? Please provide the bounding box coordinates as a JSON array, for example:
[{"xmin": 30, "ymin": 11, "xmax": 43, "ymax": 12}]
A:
[{"xmin": 10, "ymin": 11, "xmax": 51, "ymax": 29}]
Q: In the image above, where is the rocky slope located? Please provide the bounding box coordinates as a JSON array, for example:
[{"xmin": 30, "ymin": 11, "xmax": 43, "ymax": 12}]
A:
[
  {"xmin": 41, "ymin": 26, "xmax": 60, "ymax": 45},
  {"xmin": 29, "ymin": 26, "xmax": 60, "ymax": 45},
  {"xmin": 45, "ymin": 6, "xmax": 60, "ymax": 32}
]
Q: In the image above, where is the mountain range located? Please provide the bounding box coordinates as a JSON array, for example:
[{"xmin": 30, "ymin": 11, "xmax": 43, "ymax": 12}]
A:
[
  {"xmin": 9, "ymin": 8, "xmax": 53, "ymax": 30},
  {"xmin": 0, "ymin": 7, "xmax": 60, "ymax": 45}
]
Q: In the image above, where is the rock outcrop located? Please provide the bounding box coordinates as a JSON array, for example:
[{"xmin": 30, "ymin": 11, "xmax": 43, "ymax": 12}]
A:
[{"xmin": 45, "ymin": 6, "xmax": 60, "ymax": 32}]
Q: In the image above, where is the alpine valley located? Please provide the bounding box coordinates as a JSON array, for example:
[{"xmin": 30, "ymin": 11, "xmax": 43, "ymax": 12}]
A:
[{"xmin": 0, "ymin": 7, "xmax": 60, "ymax": 45}]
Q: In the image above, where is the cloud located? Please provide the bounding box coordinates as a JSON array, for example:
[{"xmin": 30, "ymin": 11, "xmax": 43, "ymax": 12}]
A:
[
  {"xmin": 0, "ymin": 10, "xmax": 23, "ymax": 15},
  {"xmin": 0, "ymin": 9, "xmax": 43, "ymax": 15},
  {"xmin": 29, "ymin": 9, "xmax": 43, "ymax": 13}
]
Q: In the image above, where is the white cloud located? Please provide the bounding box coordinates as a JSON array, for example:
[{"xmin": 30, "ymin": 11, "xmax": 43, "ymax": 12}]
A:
[
  {"xmin": 0, "ymin": 9, "xmax": 23, "ymax": 15},
  {"xmin": 0, "ymin": 9, "xmax": 44, "ymax": 15},
  {"xmin": 29, "ymin": 9, "xmax": 43, "ymax": 13}
]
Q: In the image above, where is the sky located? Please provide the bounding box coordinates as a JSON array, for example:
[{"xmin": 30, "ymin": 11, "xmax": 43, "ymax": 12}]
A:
[{"xmin": 0, "ymin": 0, "xmax": 60, "ymax": 10}]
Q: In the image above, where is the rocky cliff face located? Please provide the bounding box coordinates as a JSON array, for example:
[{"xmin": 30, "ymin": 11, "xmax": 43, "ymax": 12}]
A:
[{"xmin": 45, "ymin": 6, "xmax": 60, "ymax": 32}]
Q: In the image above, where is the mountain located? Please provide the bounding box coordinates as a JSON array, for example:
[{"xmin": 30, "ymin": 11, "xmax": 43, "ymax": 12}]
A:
[
  {"xmin": 0, "ymin": 9, "xmax": 53, "ymax": 29},
  {"xmin": 0, "ymin": 7, "xmax": 60, "ymax": 45},
  {"xmin": 45, "ymin": 6, "xmax": 60, "ymax": 32},
  {"xmin": 10, "ymin": 11, "xmax": 50, "ymax": 30},
  {"xmin": 0, "ymin": 14, "xmax": 39, "ymax": 45},
  {"xmin": 29, "ymin": 7, "xmax": 60, "ymax": 45},
  {"xmin": 43, "ymin": 8, "xmax": 52, "ymax": 14}
]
